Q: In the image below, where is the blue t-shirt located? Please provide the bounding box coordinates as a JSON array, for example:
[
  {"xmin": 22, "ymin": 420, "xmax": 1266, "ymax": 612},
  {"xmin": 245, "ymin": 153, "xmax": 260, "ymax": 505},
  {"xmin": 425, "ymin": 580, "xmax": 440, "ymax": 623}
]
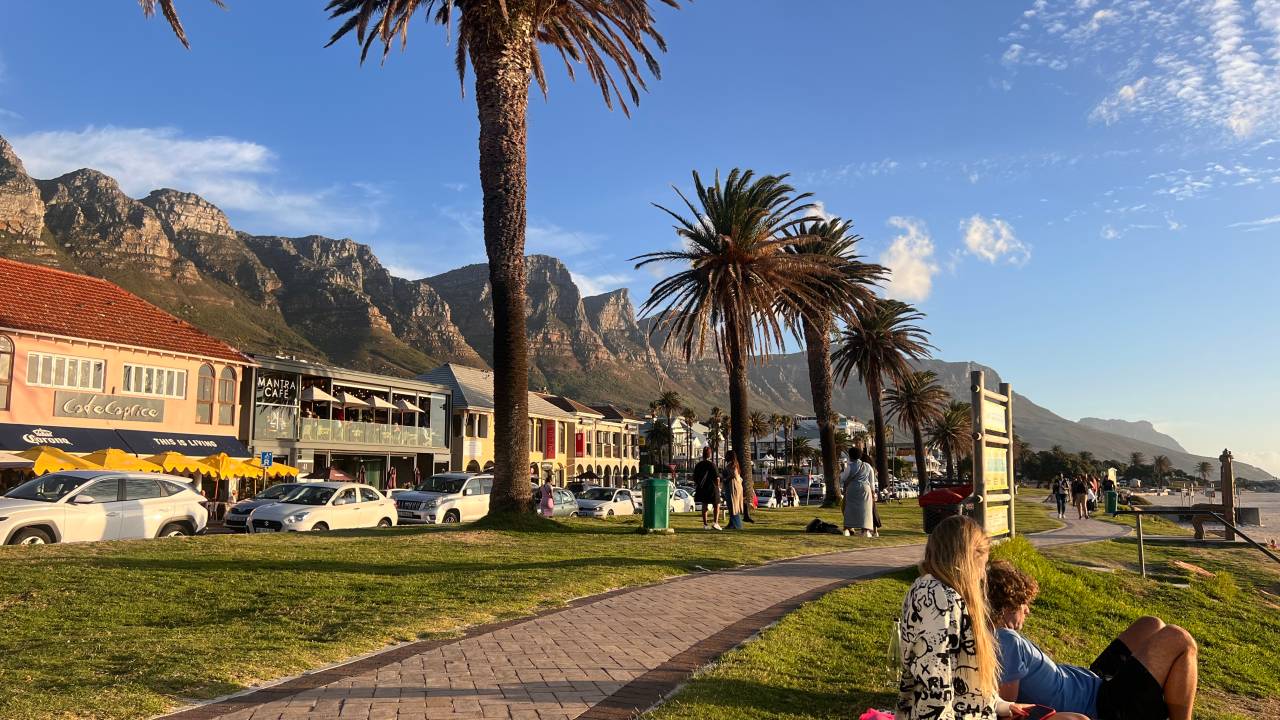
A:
[{"xmin": 997, "ymin": 629, "xmax": 1102, "ymax": 717}]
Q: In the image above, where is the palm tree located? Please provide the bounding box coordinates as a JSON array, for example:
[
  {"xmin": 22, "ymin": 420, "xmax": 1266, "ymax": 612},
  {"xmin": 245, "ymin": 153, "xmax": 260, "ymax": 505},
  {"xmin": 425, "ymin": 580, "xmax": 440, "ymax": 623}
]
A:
[
  {"xmin": 792, "ymin": 437, "xmax": 814, "ymax": 468},
  {"xmin": 768, "ymin": 413, "xmax": 786, "ymax": 467},
  {"xmin": 654, "ymin": 390, "xmax": 683, "ymax": 469},
  {"xmin": 635, "ymin": 169, "xmax": 842, "ymax": 484},
  {"xmin": 1196, "ymin": 460, "xmax": 1213, "ymax": 488},
  {"xmin": 705, "ymin": 406, "xmax": 725, "ymax": 463},
  {"xmin": 834, "ymin": 430, "xmax": 853, "ymax": 457},
  {"xmin": 681, "ymin": 406, "xmax": 698, "ymax": 470},
  {"xmin": 926, "ymin": 400, "xmax": 971, "ymax": 485},
  {"xmin": 832, "ymin": 298, "xmax": 934, "ymax": 490},
  {"xmin": 748, "ymin": 411, "xmax": 771, "ymax": 481},
  {"xmin": 884, "ymin": 370, "xmax": 949, "ymax": 491},
  {"xmin": 325, "ymin": 1, "xmax": 680, "ymax": 515},
  {"xmin": 645, "ymin": 421, "xmax": 673, "ymax": 466},
  {"xmin": 138, "ymin": 0, "xmax": 225, "ymax": 48},
  {"xmin": 781, "ymin": 218, "xmax": 886, "ymax": 506},
  {"xmin": 1153, "ymin": 455, "xmax": 1173, "ymax": 487},
  {"xmin": 1129, "ymin": 451, "xmax": 1147, "ymax": 469}
]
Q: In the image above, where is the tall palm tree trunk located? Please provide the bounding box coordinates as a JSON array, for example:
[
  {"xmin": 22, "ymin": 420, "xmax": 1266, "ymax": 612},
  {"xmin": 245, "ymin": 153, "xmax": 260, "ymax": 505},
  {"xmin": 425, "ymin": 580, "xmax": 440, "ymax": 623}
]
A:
[
  {"xmin": 725, "ymin": 318, "xmax": 750, "ymax": 492},
  {"xmin": 868, "ymin": 374, "xmax": 890, "ymax": 491},
  {"xmin": 911, "ymin": 423, "xmax": 928, "ymax": 489},
  {"xmin": 473, "ymin": 30, "xmax": 534, "ymax": 515},
  {"xmin": 803, "ymin": 316, "xmax": 841, "ymax": 505},
  {"xmin": 942, "ymin": 437, "xmax": 954, "ymax": 484}
]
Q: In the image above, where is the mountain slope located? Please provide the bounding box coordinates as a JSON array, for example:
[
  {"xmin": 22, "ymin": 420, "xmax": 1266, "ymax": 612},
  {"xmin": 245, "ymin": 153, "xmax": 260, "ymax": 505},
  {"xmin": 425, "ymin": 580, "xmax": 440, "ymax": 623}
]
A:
[{"xmin": 1078, "ymin": 418, "xmax": 1187, "ymax": 453}]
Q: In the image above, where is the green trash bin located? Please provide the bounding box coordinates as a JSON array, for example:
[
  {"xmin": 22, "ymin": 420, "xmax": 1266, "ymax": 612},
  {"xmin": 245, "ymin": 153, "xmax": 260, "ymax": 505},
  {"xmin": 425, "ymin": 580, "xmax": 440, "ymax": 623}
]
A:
[
  {"xmin": 1104, "ymin": 490, "xmax": 1119, "ymax": 514},
  {"xmin": 641, "ymin": 477, "xmax": 674, "ymax": 534}
]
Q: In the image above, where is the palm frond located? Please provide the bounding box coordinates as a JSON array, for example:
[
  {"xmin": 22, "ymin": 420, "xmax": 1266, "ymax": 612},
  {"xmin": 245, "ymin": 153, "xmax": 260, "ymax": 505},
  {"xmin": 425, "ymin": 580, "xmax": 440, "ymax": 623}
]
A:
[{"xmin": 138, "ymin": 0, "xmax": 226, "ymax": 48}]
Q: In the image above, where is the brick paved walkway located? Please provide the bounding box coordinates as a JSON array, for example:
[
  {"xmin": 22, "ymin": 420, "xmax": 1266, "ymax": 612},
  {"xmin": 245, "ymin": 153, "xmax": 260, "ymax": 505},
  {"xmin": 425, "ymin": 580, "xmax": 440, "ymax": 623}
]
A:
[{"xmin": 163, "ymin": 516, "xmax": 1125, "ymax": 720}]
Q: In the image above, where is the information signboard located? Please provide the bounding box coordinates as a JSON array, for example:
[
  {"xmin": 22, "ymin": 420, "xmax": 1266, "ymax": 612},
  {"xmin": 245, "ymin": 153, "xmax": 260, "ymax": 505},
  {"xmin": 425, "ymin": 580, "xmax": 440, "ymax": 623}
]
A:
[{"xmin": 970, "ymin": 371, "xmax": 1016, "ymax": 539}]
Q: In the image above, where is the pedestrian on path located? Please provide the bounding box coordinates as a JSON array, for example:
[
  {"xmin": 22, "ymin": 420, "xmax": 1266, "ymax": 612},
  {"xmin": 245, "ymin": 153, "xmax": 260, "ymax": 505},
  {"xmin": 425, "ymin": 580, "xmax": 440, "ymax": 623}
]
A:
[
  {"xmin": 723, "ymin": 453, "xmax": 745, "ymax": 530},
  {"xmin": 897, "ymin": 515, "xmax": 1034, "ymax": 720},
  {"xmin": 841, "ymin": 446, "xmax": 876, "ymax": 537},
  {"xmin": 788, "ymin": 484, "xmax": 800, "ymax": 507},
  {"xmin": 1071, "ymin": 476, "xmax": 1089, "ymax": 519},
  {"xmin": 692, "ymin": 447, "xmax": 721, "ymax": 530},
  {"xmin": 539, "ymin": 476, "xmax": 556, "ymax": 518},
  {"xmin": 1049, "ymin": 475, "xmax": 1069, "ymax": 519}
]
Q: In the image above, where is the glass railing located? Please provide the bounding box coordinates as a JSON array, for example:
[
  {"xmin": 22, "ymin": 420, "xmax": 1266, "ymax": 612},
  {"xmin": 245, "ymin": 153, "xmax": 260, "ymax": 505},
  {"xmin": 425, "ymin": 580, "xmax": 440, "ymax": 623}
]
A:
[{"xmin": 300, "ymin": 418, "xmax": 445, "ymax": 449}]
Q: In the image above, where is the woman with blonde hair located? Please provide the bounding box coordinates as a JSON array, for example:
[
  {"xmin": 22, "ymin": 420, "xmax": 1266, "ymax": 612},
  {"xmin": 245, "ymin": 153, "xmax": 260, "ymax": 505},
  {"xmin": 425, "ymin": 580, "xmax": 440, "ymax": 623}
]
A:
[
  {"xmin": 722, "ymin": 453, "xmax": 745, "ymax": 530},
  {"xmin": 898, "ymin": 515, "xmax": 1037, "ymax": 719}
]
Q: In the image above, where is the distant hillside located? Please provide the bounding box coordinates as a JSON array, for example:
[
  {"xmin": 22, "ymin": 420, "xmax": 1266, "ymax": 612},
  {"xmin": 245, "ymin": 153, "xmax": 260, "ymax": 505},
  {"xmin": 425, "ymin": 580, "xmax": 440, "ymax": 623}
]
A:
[
  {"xmin": 0, "ymin": 134, "xmax": 1272, "ymax": 481},
  {"xmin": 1078, "ymin": 418, "xmax": 1187, "ymax": 453}
]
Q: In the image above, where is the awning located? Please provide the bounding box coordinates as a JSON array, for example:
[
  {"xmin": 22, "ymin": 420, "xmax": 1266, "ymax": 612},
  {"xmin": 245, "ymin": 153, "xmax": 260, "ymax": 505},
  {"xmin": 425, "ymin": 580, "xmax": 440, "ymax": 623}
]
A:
[
  {"xmin": 0, "ymin": 423, "xmax": 124, "ymax": 453},
  {"xmin": 394, "ymin": 398, "xmax": 423, "ymax": 413},
  {"xmin": 335, "ymin": 391, "xmax": 369, "ymax": 408},
  {"xmin": 370, "ymin": 396, "xmax": 396, "ymax": 410},
  {"xmin": 115, "ymin": 429, "xmax": 249, "ymax": 458},
  {"xmin": 0, "ymin": 451, "xmax": 34, "ymax": 470},
  {"xmin": 301, "ymin": 386, "xmax": 339, "ymax": 403}
]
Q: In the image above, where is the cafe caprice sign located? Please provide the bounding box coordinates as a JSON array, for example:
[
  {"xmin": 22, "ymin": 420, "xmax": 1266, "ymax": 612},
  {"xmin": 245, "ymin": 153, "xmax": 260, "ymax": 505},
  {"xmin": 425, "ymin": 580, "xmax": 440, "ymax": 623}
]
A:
[{"xmin": 54, "ymin": 391, "xmax": 164, "ymax": 424}]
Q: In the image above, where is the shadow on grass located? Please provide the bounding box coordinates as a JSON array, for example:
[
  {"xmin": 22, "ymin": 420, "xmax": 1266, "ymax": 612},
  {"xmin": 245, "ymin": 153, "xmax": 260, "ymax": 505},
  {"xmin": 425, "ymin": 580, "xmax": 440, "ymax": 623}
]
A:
[{"xmin": 658, "ymin": 676, "xmax": 896, "ymax": 717}]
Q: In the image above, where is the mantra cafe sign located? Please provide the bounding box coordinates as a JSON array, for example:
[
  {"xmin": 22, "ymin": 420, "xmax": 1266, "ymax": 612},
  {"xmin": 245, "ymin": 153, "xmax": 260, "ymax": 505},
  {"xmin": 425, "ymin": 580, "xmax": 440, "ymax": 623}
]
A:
[{"xmin": 53, "ymin": 391, "xmax": 165, "ymax": 424}]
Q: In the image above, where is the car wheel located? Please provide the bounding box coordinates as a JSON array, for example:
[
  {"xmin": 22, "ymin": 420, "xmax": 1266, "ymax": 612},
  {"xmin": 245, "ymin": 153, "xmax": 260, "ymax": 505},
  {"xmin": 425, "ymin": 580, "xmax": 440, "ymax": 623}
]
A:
[
  {"xmin": 311, "ymin": 522, "xmax": 329, "ymax": 532},
  {"xmin": 158, "ymin": 522, "xmax": 190, "ymax": 538},
  {"xmin": 443, "ymin": 510, "xmax": 461, "ymax": 524},
  {"xmin": 377, "ymin": 518, "xmax": 392, "ymax": 528},
  {"xmin": 10, "ymin": 527, "xmax": 53, "ymax": 545}
]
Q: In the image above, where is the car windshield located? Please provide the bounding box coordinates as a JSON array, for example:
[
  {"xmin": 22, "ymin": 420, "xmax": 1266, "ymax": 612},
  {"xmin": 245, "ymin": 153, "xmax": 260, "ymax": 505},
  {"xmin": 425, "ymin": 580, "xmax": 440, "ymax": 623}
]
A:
[
  {"xmin": 256, "ymin": 484, "xmax": 299, "ymax": 500},
  {"xmin": 4, "ymin": 473, "xmax": 95, "ymax": 502},
  {"xmin": 758, "ymin": 490, "xmax": 773, "ymax": 497},
  {"xmin": 581, "ymin": 488, "xmax": 615, "ymax": 501},
  {"xmin": 279, "ymin": 486, "xmax": 336, "ymax": 506},
  {"xmin": 414, "ymin": 476, "xmax": 468, "ymax": 494}
]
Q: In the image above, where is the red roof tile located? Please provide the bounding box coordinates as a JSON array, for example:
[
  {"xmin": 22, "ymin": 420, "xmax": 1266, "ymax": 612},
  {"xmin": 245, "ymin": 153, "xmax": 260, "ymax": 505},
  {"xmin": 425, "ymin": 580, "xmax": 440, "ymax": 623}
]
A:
[{"xmin": 0, "ymin": 258, "xmax": 249, "ymax": 363}]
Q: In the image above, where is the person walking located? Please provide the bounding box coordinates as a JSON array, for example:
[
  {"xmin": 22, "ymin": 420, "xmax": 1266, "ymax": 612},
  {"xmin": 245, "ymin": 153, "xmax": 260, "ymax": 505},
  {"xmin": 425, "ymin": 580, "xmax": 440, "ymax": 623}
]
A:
[
  {"xmin": 723, "ymin": 454, "xmax": 745, "ymax": 530},
  {"xmin": 1071, "ymin": 475, "xmax": 1089, "ymax": 519},
  {"xmin": 1052, "ymin": 475, "xmax": 1069, "ymax": 519},
  {"xmin": 840, "ymin": 446, "xmax": 876, "ymax": 538},
  {"xmin": 788, "ymin": 484, "xmax": 800, "ymax": 508},
  {"xmin": 539, "ymin": 475, "xmax": 556, "ymax": 518},
  {"xmin": 692, "ymin": 447, "xmax": 721, "ymax": 531}
]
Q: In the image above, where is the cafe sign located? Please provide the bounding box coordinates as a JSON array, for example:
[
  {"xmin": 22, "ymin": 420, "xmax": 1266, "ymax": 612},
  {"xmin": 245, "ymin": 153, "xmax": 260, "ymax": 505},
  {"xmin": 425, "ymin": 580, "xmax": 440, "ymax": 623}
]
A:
[
  {"xmin": 256, "ymin": 371, "xmax": 300, "ymax": 406},
  {"xmin": 54, "ymin": 391, "xmax": 164, "ymax": 424}
]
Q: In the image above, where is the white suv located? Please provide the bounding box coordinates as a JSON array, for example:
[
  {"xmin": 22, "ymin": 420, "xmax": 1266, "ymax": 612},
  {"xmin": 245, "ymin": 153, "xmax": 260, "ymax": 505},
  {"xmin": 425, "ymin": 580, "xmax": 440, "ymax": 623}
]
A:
[
  {"xmin": 1, "ymin": 470, "xmax": 208, "ymax": 545},
  {"xmin": 395, "ymin": 472, "xmax": 492, "ymax": 524}
]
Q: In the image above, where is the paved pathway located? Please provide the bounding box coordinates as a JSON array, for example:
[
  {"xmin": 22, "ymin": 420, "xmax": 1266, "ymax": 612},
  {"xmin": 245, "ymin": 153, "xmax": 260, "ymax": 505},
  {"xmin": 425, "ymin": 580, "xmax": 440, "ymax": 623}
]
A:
[{"xmin": 164, "ymin": 516, "xmax": 1125, "ymax": 720}]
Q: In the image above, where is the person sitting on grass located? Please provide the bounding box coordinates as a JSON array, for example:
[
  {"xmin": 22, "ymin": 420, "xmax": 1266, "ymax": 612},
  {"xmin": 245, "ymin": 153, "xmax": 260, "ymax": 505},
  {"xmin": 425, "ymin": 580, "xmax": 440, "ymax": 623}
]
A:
[{"xmin": 987, "ymin": 561, "xmax": 1199, "ymax": 720}]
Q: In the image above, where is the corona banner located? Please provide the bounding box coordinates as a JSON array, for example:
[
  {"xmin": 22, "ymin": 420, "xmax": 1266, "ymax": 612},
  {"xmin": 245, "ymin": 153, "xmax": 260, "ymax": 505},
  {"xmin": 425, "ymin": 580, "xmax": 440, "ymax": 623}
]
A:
[{"xmin": 969, "ymin": 370, "xmax": 1016, "ymax": 538}]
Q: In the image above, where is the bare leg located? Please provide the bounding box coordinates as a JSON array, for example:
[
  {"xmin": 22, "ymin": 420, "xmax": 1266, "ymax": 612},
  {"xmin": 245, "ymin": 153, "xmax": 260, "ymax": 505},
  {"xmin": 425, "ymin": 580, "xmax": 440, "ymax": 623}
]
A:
[
  {"xmin": 1130, "ymin": 624, "xmax": 1199, "ymax": 720},
  {"xmin": 1118, "ymin": 616, "xmax": 1165, "ymax": 651}
]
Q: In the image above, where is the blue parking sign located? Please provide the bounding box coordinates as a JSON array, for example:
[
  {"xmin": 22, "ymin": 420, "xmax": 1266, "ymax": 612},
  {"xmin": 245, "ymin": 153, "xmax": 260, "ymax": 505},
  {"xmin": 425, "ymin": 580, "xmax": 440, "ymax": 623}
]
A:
[{"xmin": 260, "ymin": 451, "xmax": 273, "ymax": 468}]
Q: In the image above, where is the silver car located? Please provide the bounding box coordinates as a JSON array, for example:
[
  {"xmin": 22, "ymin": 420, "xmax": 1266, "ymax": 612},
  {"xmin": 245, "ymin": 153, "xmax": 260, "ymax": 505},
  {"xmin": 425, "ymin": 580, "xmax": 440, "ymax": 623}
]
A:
[{"xmin": 222, "ymin": 482, "xmax": 306, "ymax": 533}]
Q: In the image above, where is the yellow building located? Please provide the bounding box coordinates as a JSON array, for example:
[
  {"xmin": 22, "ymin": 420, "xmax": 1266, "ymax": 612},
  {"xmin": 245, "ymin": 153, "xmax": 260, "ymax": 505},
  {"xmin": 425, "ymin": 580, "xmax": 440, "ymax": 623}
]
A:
[
  {"xmin": 417, "ymin": 364, "xmax": 575, "ymax": 482},
  {"xmin": 538, "ymin": 395, "xmax": 635, "ymax": 486}
]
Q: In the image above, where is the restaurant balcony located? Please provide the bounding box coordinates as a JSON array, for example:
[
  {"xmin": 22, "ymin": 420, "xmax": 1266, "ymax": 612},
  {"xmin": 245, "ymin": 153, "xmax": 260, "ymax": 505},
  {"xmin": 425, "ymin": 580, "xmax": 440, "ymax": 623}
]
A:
[{"xmin": 300, "ymin": 418, "xmax": 445, "ymax": 449}]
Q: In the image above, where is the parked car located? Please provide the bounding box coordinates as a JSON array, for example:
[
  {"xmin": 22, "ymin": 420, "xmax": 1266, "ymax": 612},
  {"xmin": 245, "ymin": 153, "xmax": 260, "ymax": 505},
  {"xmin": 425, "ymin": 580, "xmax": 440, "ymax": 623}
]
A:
[
  {"xmin": 386, "ymin": 487, "xmax": 414, "ymax": 500},
  {"xmin": 1, "ymin": 470, "xmax": 207, "ymax": 545},
  {"xmin": 533, "ymin": 486, "xmax": 580, "ymax": 517},
  {"xmin": 670, "ymin": 487, "xmax": 696, "ymax": 513},
  {"xmin": 248, "ymin": 482, "xmax": 396, "ymax": 533},
  {"xmin": 566, "ymin": 481, "xmax": 598, "ymax": 498},
  {"xmin": 755, "ymin": 488, "xmax": 779, "ymax": 508},
  {"xmin": 223, "ymin": 482, "xmax": 307, "ymax": 532},
  {"xmin": 395, "ymin": 472, "xmax": 493, "ymax": 524},
  {"xmin": 575, "ymin": 487, "xmax": 636, "ymax": 517}
]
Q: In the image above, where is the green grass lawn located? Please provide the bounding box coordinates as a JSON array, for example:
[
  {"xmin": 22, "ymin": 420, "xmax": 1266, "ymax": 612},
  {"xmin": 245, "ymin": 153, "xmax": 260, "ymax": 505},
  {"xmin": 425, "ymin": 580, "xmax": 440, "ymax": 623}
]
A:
[
  {"xmin": 647, "ymin": 536, "xmax": 1280, "ymax": 720},
  {"xmin": 0, "ymin": 503, "xmax": 932, "ymax": 720}
]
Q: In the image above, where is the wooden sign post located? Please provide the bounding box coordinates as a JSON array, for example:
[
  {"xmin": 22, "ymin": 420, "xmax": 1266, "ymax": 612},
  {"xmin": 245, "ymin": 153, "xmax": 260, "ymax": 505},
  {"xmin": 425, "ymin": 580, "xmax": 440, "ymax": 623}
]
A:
[{"xmin": 969, "ymin": 370, "xmax": 1016, "ymax": 538}]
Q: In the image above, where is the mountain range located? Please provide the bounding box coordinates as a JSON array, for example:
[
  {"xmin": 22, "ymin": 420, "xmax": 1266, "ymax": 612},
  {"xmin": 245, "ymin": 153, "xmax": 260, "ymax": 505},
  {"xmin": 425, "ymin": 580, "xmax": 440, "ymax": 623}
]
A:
[{"xmin": 0, "ymin": 135, "xmax": 1270, "ymax": 480}]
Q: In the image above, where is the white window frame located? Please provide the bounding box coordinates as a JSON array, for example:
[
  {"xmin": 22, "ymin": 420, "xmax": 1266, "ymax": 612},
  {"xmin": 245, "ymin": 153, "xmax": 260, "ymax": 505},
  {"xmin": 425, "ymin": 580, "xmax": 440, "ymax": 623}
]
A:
[
  {"xmin": 26, "ymin": 351, "xmax": 105, "ymax": 391},
  {"xmin": 122, "ymin": 363, "xmax": 188, "ymax": 399}
]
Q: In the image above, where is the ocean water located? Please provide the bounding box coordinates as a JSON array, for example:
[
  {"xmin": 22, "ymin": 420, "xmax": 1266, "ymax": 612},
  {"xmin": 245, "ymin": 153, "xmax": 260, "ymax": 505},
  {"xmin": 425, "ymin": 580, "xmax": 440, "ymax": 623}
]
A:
[{"xmin": 1143, "ymin": 489, "xmax": 1280, "ymax": 542}]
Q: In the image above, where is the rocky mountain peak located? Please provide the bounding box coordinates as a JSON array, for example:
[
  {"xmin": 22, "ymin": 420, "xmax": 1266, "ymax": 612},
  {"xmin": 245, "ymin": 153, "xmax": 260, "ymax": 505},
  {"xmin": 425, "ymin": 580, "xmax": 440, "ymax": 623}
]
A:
[
  {"xmin": 0, "ymin": 135, "xmax": 47, "ymax": 243},
  {"xmin": 142, "ymin": 189, "xmax": 236, "ymax": 239}
]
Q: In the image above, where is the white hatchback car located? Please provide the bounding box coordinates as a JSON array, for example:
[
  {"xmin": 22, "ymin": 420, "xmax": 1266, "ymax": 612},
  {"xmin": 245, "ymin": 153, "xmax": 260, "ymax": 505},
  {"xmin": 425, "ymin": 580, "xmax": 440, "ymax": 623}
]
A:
[
  {"xmin": 394, "ymin": 472, "xmax": 493, "ymax": 524},
  {"xmin": 670, "ymin": 487, "xmax": 697, "ymax": 513},
  {"xmin": 575, "ymin": 487, "xmax": 636, "ymax": 517},
  {"xmin": 248, "ymin": 482, "xmax": 396, "ymax": 533},
  {"xmin": 1, "ymin": 470, "xmax": 208, "ymax": 545}
]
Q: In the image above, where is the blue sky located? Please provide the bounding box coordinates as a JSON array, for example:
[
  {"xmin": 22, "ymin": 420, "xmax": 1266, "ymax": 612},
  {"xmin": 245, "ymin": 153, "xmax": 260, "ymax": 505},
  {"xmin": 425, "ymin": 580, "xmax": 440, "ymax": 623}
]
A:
[{"xmin": 1, "ymin": 1, "xmax": 1277, "ymax": 474}]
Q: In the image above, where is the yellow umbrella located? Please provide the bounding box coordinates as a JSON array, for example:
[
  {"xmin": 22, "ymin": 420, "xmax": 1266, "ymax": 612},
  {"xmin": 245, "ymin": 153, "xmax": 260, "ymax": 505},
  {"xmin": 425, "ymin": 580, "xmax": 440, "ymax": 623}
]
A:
[
  {"xmin": 198, "ymin": 452, "xmax": 256, "ymax": 480},
  {"xmin": 81, "ymin": 448, "xmax": 163, "ymax": 473},
  {"xmin": 245, "ymin": 458, "xmax": 300, "ymax": 480},
  {"xmin": 17, "ymin": 446, "xmax": 102, "ymax": 475},
  {"xmin": 144, "ymin": 451, "xmax": 218, "ymax": 476}
]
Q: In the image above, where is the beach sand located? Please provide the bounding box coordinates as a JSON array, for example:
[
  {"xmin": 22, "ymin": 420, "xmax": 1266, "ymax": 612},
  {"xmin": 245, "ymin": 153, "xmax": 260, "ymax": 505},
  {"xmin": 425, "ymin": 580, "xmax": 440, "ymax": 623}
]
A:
[{"xmin": 1142, "ymin": 489, "xmax": 1280, "ymax": 542}]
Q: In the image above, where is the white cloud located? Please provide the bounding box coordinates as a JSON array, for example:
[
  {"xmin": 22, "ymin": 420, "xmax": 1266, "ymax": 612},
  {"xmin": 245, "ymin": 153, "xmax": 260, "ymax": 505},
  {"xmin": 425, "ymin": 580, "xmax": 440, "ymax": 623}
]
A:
[
  {"xmin": 1227, "ymin": 213, "xmax": 1280, "ymax": 228},
  {"xmin": 1100, "ymin": 224, "xmax": 1121, "ymax": 239},
  {"xmin": 570, "ymin": 271, "xmax": 632, "ymax": 297},
  {"xmin": 807, "ymin": 200, "xmax": 837, "ymax": 221},
  {"xmin": 8, "ymin": 126, "xmax": 382, "ymax": 237},
  {"xmin": 878, "ymin": 217, "xmax": 939, "ymax": 302},
  {"xmin": 963, "ymin": 215, "xmax": 1031, "ymax": 264}
]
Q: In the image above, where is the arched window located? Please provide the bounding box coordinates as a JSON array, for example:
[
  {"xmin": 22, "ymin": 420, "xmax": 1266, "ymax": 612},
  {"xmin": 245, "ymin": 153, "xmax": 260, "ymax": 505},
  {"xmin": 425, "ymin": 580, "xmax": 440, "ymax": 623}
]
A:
[
  {"xmin": 196, "ymin": 364, "xmax": 215, "ymax": 424},
  {"xmin": 217, "ymin": 367, "xmax": 237, "ymax": 425},
  {"xmin": 466, "ymin": 460, "xmax": 481, "ymax": 473},
  {"xmin": 0, "ymin": 336, "xmax": 11, "ymax": 411}
]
